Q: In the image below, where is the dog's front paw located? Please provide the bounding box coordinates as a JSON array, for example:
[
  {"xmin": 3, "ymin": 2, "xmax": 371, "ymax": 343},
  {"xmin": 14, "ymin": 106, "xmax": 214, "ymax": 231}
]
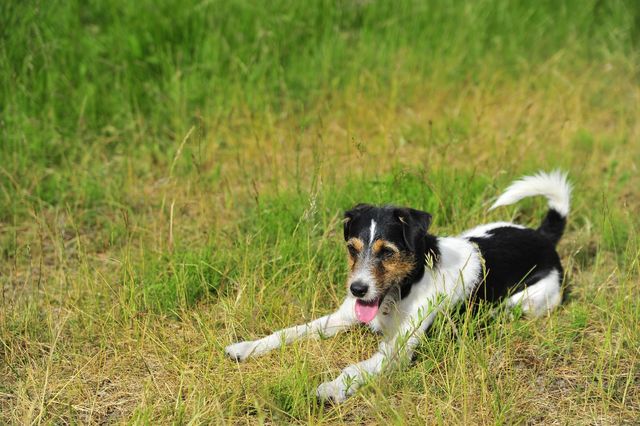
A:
[
  {"xmin": 316, "ymin": 377, "xmax": 354, "ymax": 403},
  {"xmin": 225, "ymin": 340, "xmax": 258, "ymax": 362}
]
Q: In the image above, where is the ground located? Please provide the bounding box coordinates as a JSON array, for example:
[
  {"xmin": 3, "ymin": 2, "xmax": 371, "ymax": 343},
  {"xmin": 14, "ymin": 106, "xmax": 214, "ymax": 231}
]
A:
[{"xmin": 1, "ymin": 1, "xmax": 639, "ymax": 424}]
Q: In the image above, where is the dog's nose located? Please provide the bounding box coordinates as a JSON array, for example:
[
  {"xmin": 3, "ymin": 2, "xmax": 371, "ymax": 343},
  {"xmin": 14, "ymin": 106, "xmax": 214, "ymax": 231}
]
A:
[{"xmin": 350, "ymin": 281, "xmax": 368, "ymax": 298}]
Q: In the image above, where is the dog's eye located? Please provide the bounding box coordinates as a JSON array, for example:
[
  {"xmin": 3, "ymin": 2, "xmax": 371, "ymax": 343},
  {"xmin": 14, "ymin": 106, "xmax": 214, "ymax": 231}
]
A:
[
  {"xmin": 347, "ymin": 245, "xmax": 359, "ymax": 258},
  {"xmin": 378, "ymin": 247, "xmax": 396, "ymax": 259}
]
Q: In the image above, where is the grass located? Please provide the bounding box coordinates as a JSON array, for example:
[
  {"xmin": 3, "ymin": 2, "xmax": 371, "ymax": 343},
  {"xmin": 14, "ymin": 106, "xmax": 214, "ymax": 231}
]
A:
[{"xmin": 1, "ymin": 0, "xmax": 639, "ymax": 423}]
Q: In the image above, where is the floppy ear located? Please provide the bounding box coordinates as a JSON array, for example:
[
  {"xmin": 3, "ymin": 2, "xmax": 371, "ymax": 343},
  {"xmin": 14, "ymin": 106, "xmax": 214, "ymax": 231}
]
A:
[
  {"xmin": 394, "ymin": 207, "xmax": 432, "ymax": 250},
  {"xmin": 343, "ymin": 203, "xmax": 372, "ymax": 241}
]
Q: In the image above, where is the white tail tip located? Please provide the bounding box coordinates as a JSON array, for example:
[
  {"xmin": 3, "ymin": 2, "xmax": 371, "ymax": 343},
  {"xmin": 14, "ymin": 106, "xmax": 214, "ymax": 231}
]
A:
[{"xmin": 489, "ymin": 170, "xmax": 572, "ymax": 217}]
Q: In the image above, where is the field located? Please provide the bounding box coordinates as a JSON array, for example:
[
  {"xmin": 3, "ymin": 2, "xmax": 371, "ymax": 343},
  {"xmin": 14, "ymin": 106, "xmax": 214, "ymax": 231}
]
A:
[{"xmin": 1, "ymin": 0, "xmax": 639, "ymax": 424}]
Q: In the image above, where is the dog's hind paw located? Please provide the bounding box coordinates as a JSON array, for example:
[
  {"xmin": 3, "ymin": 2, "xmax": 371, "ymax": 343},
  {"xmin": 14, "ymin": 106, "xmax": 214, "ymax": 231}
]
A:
[{"xmin": 225, "ymin": 341, "xmax": 258, "ymax": 362}]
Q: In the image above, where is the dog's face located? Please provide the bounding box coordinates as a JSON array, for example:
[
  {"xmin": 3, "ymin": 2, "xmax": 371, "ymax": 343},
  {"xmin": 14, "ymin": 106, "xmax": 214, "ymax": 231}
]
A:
[{"xmin": 343, "ymin": 204, "xmax": 432, "ymax": 323}]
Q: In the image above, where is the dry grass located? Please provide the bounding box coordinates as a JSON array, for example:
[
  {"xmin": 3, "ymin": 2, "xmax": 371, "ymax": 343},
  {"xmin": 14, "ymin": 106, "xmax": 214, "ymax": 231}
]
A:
[{"xmin": 3, "ymin": 69, "xmax": 640, "ymax": 423}]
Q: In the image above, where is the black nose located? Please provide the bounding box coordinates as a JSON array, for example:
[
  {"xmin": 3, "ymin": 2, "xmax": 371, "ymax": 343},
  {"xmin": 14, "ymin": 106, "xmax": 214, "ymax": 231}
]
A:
[{"xmin": 350, "ymin": 281, "xmax": 368, "ymax": 298}]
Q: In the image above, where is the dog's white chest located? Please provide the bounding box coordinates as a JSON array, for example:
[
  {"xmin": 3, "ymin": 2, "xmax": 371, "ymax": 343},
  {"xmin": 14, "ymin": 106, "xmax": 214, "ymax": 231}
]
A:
[
  {"xmin": 368, "ymin": 277, "xmax": 433, "ymax": 337},
  {"xmin": 368, "ymin": 303, "xmax": 402, "ymax": 336}
]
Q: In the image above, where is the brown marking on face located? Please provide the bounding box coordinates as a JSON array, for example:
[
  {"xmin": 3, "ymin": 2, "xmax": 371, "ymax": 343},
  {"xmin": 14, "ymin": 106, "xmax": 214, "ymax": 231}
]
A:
[
  {"xmin": 348, "ymin": 237, "xmax": 364, "ymax": 251},
  {"xmin": 373, "ymin": 250, "xmax": 416, "ymax": 293},
  {"xmin": 346, "ymin": 237, "xmax": 364, "ymax": 270},
  {"xmin": 371, "ymin": 239, "xmax": 400, "ymax": 255}
]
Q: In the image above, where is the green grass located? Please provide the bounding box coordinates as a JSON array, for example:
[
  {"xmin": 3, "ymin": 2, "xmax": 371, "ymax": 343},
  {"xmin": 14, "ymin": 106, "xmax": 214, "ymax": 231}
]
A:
[{"xmin": 1, "ymin": 0, "xmax": 639, "ymax": 423}]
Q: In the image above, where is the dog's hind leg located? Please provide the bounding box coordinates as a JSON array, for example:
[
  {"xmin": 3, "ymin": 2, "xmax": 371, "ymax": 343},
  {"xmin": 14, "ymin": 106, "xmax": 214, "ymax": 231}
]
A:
[
  {"xmin": 225, "ymin": 298, "xmax": 357, "ymax": 362},
  {"xmin": 507, "ymin": 269, "xmax": 562, "ymax": 317}
]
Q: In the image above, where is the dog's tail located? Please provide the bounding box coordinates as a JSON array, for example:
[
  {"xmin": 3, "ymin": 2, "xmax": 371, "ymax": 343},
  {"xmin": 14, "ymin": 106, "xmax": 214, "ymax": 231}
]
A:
[{"xmin": 489, "ymin": 170, "xmax": 571, "ymax": 246}]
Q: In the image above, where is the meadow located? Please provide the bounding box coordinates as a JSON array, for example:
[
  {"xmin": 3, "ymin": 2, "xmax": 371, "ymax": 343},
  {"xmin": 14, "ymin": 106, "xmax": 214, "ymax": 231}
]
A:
[{"xmin": 1, "ymin": 0, "xmax": 639, "ymax": 423}]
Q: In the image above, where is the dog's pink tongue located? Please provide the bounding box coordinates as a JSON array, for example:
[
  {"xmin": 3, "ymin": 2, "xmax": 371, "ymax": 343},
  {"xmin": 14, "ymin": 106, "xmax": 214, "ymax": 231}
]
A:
[{"xmin": 355, "ymin": 299, "xmax": 379, "ymax": 323}]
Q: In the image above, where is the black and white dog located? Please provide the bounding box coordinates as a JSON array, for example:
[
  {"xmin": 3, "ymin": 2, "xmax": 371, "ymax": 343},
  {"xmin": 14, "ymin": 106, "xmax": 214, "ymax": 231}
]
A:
[{"xmin": 226, "ymin": 171, "xmax": 571, "ymax": 402}]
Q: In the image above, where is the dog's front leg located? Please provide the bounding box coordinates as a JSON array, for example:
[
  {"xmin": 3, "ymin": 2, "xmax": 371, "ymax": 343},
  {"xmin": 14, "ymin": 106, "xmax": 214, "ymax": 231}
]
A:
[
  {"xmin": 316, "ymin": 304, "xmax": 440, "ymax": 403},
  {"xmin": 226, "ymin": 298, "xmax": 357, "ymax": 362},
  {"xmin": 315, "ymin": 346, "xmax": 388, "ymax": 403}
]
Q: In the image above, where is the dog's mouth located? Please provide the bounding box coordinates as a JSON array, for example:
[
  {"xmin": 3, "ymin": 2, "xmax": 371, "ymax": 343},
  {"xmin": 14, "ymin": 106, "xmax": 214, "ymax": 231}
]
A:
[{"xmin": 354, "ymin": 297, "xmax": 382, "ymax": 323}]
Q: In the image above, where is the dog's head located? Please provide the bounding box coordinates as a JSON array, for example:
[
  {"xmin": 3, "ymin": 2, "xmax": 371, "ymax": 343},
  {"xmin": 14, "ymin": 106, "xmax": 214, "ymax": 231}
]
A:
[{"xmin": 343, "ymin": 204, "xmax": 433, "ymax": 323}]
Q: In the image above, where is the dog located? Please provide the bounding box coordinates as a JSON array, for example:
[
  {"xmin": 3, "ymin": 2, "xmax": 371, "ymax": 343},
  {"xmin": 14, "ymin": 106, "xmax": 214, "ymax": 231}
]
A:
[{"xmin": 226, "ymin": 171, "xmax": 571, "ymax": 403}]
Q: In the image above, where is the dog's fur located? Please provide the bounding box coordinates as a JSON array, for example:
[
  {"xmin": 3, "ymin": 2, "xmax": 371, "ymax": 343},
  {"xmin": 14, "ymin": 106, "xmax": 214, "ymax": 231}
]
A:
[{"xmin": 226, "ymin": 171, "xmax": 571, "ymax": 402}]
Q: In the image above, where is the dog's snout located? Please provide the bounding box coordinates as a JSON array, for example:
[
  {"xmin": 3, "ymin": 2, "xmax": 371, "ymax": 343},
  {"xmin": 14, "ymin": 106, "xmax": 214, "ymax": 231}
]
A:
[{"xmin": 350, "ymin": 281, "xmax": 368, "ymax": 298}]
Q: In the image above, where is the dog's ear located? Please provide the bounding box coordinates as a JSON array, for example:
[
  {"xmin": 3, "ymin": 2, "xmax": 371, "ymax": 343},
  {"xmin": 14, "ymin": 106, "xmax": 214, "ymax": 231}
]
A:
[
  {"xmin": 343, "ymin": 203, "xmax": 372, "ymax": 241},
  {"xmin": 394, "ymin": 207, "xmax": 432, "ymax": 250}
]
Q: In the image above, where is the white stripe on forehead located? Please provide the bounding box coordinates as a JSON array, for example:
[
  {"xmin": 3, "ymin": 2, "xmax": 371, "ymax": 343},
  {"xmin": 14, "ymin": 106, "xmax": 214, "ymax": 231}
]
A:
[{"xmin": 369, "ymin": 219, "xmax": 377, "ymax": 244}]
